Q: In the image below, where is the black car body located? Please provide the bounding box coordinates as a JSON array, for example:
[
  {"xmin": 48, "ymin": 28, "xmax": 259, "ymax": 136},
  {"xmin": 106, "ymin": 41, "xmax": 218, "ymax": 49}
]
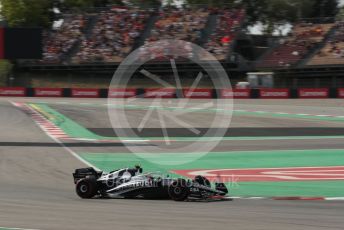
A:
[{"xmin": 73, "ymin": 166, "xmax": 229, "ymax": 201}]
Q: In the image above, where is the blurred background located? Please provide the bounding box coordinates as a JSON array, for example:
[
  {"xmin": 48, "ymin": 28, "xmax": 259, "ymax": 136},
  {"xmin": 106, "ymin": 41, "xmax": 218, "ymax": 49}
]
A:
[{"xmin": 0, "ymin": 0, "xmax": 343, "ymax": 89}]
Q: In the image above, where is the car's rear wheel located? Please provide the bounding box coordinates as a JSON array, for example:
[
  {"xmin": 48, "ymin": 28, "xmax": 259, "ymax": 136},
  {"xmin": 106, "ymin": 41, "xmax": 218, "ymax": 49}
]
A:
[
  {"xmin": 168, "ymin": 179, "xmax": 189, "ymax": 201},
  {"xmin": 76, "ymin": 177, "xmax": 98, "ymax": 199}
]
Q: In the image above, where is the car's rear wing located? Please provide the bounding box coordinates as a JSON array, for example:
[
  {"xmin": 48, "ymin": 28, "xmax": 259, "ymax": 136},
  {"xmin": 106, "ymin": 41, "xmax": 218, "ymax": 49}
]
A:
[{"xmin": 73, "ymin": 167, "xmax": 102, "ymax": 184}]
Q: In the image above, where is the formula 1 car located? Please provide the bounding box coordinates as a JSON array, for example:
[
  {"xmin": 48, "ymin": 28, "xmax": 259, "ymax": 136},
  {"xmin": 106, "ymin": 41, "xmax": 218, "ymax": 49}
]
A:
[{"xmin": 73, "ymin": 165, "xmax": 229, "ymax": 201}]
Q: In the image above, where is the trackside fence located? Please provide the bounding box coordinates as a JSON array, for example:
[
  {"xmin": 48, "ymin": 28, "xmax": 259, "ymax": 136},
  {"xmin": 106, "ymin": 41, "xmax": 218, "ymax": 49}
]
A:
[{"xmin": 0, "ymin": 87, "xmax": 343, "ymax": 99}]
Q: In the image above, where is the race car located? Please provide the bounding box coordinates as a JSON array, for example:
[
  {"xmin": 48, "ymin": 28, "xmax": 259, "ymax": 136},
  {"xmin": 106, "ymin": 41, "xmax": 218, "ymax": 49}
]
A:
[{"xmin": 73, "ymin": 165, "xmax": 229, "ymax": 201}]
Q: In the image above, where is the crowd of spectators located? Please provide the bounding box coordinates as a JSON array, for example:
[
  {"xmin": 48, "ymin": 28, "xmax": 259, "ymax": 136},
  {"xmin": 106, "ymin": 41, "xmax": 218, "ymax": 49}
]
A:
[
  {"xmin": 39, "ymin": 7, "xmax": 246, "ymax": 64},
  {"xmin": 148, "ymin": 8, "xmax": 209, "ymax": 43},
  {"xmin": 308, "ymin": 21, "xmax": 344, "ymax": 65},
  {"xmin": 41, "ymin": 15, "xmax": 87, "ymax": 63},
  {"xmin": 203, "ymin": 9, "xmax": 245, "ymax": 61},
  {"xmin": 259, "ymin": 22, "xmax": 334, "ymax": 68},
  {"xmin": 141, "ymin": 7, "xmax": 209, "ymax": 61},
  {"xmin": 36, "ymin": 7, "xmax": 344, "ymax": 68},
  {"xmin": 72, "ymin": 8, "xmax": 150, "ymax": 63},
  {"xmin": 138, "ymin": 40, "xmax": 193, "ymax": 62}
]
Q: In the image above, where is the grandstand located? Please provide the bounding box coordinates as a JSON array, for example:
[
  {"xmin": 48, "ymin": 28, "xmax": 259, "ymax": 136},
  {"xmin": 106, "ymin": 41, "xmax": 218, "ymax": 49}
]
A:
[
  {"xmin": 11, "ymin": 4, "xmax": 344, "ymax": 89},
  {"xmin": 35, "ymin": 6, "xmax": 344, "ymax": 68},
  {"xmin": 203, "ymin": 8, "xmax": 245, "ymax": 61},
  {"xmin": 257, "ymin": 22, "xmax": 335, "ymax": 68},
  {"xmin": 73, "ymin": 8, "xmax": 151, "ymax": 63},
  {"xmin": 35, "ymin": 6, "xmax": 245, "ymax": 64},
  {"xmin": 148, "ymin": 8, "xmax": 209, "ymax": 43},
  {"xmin": 41, "ymin": 14, "xmax": 87, "ymax": 63},
  {"xmin": 308, "ymin": 21, "xmax": 344, "ymax": 66}
]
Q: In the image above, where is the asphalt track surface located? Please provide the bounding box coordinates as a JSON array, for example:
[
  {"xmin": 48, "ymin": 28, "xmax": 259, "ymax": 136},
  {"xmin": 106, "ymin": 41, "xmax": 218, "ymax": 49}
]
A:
[{"xmin": 1, "ymin": 98, "xmax": 344, "ymax": 230}]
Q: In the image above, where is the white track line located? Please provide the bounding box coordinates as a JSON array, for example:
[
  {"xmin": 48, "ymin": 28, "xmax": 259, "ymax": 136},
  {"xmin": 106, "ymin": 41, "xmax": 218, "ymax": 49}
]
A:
[
  {"xmin": 296, "ymin": 114, "xmax": 310, "ymax": 116},
  {"xmin": 324, "ymin": 197, "xmax": 344, "ymax": 201},
  {"xmin": 11, "ymin": 102, "xmax": 99, "ymax": 171},
  {"xmin": 237, "ymin": 110, "xmax": 344, "ymax": 118},
  {"xmin": 315, "ymin": 115, "xmax": 332, "ymax": 117},
  {"xmin": 0, "ymin": 227, "xmax": 40, "ymax": 230}
]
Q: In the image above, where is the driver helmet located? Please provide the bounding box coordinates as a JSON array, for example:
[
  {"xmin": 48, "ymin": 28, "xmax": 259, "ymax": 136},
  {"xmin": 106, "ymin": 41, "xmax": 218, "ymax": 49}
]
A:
[{"xmin": 135, "ymin": 164, "xmax": 143, "ymax": 173}]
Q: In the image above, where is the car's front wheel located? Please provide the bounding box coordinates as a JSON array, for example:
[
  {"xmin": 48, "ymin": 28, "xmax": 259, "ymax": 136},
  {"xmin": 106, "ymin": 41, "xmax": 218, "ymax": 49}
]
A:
[
  {"xmin": 76, "ymin": 177, "xmax": 98, "ymax": 199},
  {"xmin": 168, "ymin": 179, "xmax": 189, "ymax": 201}
]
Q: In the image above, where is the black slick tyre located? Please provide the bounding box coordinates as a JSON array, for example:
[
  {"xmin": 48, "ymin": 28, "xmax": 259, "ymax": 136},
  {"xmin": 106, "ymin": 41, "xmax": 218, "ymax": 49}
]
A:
[
  {"xmin": 76, "ymin": 177, "xmax": 98, "ymax": 199},
  {"xmin": 168, "ymin": 179, "xmax": 189, "ymax": 201}
]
